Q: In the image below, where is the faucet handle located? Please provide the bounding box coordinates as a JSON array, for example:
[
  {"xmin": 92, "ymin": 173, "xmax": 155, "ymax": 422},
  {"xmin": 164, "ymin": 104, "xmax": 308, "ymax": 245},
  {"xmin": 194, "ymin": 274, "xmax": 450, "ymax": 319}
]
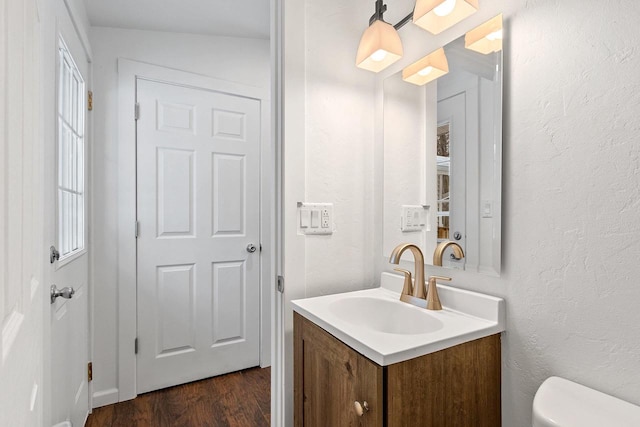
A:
[
  {"xmin": 394, "ymin": 268, "xmax": 413, "ymax": 296},
  {"xmin": 426, "ymin": 276, "xmax": 451, "ymax": 311},
  {"xmin": 428, "ymin": 275, "xmax": 451, "ymax": 283}
]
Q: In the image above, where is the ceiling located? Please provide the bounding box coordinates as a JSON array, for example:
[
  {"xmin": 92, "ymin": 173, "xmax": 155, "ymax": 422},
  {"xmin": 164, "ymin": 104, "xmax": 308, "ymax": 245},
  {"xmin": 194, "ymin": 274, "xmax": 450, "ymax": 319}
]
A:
[{"xmin": 85, "ymin": 0, "xmax": 270, "ymax": 39}]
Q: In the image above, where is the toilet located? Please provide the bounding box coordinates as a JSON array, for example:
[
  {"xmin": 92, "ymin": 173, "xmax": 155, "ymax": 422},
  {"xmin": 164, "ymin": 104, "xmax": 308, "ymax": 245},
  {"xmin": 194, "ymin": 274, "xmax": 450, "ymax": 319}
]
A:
[{"xmin": 533, "ymin": 376, "xmax": 640, "ymax": 426}]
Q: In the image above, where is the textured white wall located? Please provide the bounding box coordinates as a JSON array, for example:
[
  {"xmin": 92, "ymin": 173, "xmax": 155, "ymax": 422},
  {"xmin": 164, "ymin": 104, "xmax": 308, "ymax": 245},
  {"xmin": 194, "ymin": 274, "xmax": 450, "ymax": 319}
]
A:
[
  {"xmin": 374, "ymin": 0, "xmax": 640, "ymax": 425},
  {"xmin": 289, "ymin": 0, "xmax": 640, "ymax": 425},
  {"xmin": 89, "ymin": 27, "xmax": 269, "ymax": 405},
  {"xmin": 302, "ymin": 1, "xmax": 378, "ymax": 297}
]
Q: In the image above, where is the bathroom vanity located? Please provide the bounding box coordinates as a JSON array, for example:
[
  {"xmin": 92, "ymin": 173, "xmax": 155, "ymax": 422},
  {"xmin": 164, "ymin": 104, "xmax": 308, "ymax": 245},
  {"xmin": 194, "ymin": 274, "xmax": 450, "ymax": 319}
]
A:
[
  {"xmin": 292, "ymin": 273, "xmax": 505, "ymax": 427},
  {"xmin": 294, "ymin": 313, "xmax": 500, "ymax": 426}
]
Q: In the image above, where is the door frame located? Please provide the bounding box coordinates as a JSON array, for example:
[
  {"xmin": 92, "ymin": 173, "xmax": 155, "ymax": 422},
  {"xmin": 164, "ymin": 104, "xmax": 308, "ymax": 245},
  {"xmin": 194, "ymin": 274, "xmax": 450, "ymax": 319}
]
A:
[{"xmin": 116, "ymin": 59, "xmax": 273, "ymax": 401}]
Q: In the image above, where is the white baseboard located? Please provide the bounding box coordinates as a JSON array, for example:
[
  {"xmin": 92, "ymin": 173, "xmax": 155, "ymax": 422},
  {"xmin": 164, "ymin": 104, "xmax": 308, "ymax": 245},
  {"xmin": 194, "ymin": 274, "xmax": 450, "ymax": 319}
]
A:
[{"xmin": 92, "ymin": 388, "xmax": 119, "ymax": 408}]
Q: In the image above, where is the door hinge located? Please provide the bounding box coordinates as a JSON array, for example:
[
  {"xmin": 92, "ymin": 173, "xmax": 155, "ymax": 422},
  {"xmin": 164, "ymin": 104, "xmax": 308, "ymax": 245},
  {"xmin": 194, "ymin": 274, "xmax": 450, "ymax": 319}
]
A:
[
  {"xmin": 87, "ymin": 362, "xmax": 93, "ymax": 382},
  {"xmin": 134, "ymin": 102, "xmax": 140, "ymax": 120},
  {"xmin": 134, "ymin": 338, "xmax": 138, "ymax": 354},
  {"xmin": 277, "ymin": 275, "xmax": 284, "ymax": 293},
  {"xmin": 49, "ymin": 245, "xmax": 60, "ymax": 264},
  {"xmin": 87, "ymin": 91, "xmax": 93, "ymax": 111},
  {"xmin": 135, "ymin": 221, "xmax": 140, "ymax": 238}
]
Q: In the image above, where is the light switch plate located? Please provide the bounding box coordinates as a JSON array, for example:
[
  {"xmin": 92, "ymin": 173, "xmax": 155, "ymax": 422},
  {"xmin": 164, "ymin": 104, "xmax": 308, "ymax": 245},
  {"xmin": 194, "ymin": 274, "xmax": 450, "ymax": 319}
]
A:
[
  {"xmin": 482, "ymin": 200, "xmax": 493, "ymax": 218},
  {"xmin": 298, "ymin": 203, "xmax": 333, "ymax": 235},
  {"xmin": 401, "ymin": 205, "xmax": 428, "ymax": 232}
]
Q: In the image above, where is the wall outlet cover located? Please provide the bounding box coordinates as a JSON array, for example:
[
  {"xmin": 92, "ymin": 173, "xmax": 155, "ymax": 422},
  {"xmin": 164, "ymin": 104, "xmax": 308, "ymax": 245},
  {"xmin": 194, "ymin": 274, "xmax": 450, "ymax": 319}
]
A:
[{"xmin": 298, "ymin": 203, "xmax": 334, "ymax": 235}]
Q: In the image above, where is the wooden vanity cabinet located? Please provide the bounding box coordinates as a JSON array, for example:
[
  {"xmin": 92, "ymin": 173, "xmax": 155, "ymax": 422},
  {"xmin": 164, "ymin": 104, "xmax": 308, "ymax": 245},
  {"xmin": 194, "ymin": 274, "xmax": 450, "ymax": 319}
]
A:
[{"xmin": 294, "ymin": 313, "xmax": 501, "ymax": 427}]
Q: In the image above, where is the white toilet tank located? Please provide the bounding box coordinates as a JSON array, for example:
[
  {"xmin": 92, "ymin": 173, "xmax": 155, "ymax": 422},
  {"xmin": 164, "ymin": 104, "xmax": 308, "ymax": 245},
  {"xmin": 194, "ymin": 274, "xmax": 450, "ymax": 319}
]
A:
[{"xmin": 533, "ymin": 376, "xmax": 640, "ymax": 427}]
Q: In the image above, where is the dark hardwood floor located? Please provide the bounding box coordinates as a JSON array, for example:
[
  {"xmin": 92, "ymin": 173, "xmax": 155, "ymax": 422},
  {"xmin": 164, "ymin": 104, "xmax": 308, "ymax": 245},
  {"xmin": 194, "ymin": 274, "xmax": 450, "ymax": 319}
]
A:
[{"xmin": 86, "ymin": 367, "xmax": 270, "ymax": 427}]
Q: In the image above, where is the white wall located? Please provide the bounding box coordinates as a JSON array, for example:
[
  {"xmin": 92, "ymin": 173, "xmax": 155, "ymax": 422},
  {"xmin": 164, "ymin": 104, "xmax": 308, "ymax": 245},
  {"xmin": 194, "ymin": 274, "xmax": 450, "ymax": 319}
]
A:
[
  {"xmin": 302, "ymin": 1, "xmax": 378, "ymax": 297},
  {"xmin": 286, "ymin": 0, "xmax": 640, "ymax": 425},
  {"xmin": 89, "ymin": 26, "xmax": 270, "ymax": 405},
  {"xmin": 0, "ymin": 1, "xmax": 45, "ymax": 425}
]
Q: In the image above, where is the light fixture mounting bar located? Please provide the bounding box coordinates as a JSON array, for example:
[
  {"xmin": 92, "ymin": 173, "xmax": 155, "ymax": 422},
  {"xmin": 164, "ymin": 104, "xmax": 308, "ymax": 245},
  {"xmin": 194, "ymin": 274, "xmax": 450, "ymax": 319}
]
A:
[
  {"xmin": 394, "ymin": 12, "xmax": 414, "ymax": 30},
  {"xmin": 369, "ymin": 0, "xmax": 388, "ymax": 25}
]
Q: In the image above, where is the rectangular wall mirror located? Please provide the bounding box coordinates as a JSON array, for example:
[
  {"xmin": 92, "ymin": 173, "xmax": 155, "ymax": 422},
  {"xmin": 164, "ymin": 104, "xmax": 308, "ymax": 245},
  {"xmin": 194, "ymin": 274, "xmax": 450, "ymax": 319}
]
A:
[{"xmin": 383, "ymin": 31, "xmax": 503, "ymax": 276}]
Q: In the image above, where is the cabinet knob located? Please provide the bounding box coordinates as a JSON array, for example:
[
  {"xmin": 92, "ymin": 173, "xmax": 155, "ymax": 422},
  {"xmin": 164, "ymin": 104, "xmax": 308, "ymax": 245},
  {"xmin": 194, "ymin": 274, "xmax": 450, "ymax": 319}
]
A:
[{"xmin": 354, "ymin": 400, "xmax": 369, "ymax": 416}]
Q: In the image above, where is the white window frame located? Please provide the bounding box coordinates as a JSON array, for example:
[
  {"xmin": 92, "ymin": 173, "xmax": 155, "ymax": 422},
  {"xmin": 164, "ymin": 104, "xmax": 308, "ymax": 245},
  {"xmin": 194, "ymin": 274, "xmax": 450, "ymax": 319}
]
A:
[{"xmin": 56, "ymin": 37, "xmax": 86, "ymax": 266}]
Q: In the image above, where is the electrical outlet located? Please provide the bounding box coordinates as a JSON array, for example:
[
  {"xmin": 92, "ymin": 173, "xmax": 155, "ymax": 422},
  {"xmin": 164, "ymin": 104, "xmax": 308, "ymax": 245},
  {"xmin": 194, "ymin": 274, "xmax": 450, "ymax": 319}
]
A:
[
  {"xmin": 401, "ymin": 205, "xmax": 428, "ymax": 232},
  {"xmin": 298, "ymin": 203, "xmax": 333, "ymax": 235}
]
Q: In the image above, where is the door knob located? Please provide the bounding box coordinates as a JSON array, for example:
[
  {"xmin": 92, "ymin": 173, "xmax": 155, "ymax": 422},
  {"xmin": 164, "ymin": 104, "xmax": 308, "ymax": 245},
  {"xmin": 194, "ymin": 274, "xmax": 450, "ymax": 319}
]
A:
[
  {"xmin": 246, "ymin": 244, "xmax": 257, "ymax": 253},
  {"xmin": 51, "ymin": 285, "xmax": 75, "ymax": 304}
]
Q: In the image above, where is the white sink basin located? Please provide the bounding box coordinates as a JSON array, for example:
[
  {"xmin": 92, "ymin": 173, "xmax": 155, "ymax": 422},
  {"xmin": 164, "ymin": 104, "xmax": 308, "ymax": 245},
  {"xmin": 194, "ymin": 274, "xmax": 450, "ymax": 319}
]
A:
[
  {"xmin": 329, "ymin": 296, "xmax": 444, "ymax": 335},
  {"xmin": 292, "ymin": 272, "xmax": 505, "ymax": 366}
]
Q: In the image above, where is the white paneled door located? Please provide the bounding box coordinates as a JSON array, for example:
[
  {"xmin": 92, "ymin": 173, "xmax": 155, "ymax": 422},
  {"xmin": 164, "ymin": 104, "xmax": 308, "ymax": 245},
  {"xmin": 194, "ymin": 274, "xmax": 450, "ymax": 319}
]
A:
[
  {"xmin": 136, "ymin": 79, "xmax": 262, "ymax": 393},
  {"xmin": 49, "ymin": 10, "xmax": 91, "ymax": 427}
]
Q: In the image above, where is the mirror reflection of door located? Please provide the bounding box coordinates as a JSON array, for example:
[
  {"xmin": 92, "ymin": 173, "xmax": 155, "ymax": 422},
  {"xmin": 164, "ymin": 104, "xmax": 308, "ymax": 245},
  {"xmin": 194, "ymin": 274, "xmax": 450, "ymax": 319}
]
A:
[
  {"xmin": 436, "ymin": 123, "xmax": 451, "ymax": 240},
  {"xmin": 437, "ymin": 93, "xmax": 466, "ymax": 269}
]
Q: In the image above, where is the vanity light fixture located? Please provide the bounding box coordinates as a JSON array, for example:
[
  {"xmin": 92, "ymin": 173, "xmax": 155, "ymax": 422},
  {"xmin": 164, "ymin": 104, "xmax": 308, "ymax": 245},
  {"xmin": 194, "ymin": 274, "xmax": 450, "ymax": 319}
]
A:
[
  {"xmin": 413, "ymin": 0, "xmax": 479, "ymax": 34},
  {"xmin": 356, "ymin": 0, "xmax": 404, "ymax": 73},
  {"xmin": 465, "ymin": 14, "xmax": 503, "ymax": 54},
  {"xmin": 402, "ymin": 47, "xmax": 449, "ymax": 86}
]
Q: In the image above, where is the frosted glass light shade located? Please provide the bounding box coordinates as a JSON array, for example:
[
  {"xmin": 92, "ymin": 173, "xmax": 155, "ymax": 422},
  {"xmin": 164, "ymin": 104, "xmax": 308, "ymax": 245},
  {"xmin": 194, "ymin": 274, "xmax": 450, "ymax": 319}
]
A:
[
  {"xmin": 356, "ymin": 20, "xmax": 404, "ymax": 73},
  {"xmin": 465, "ymin": 14, "xmax": 503, "ymax": 54},
  {"xmin": 402, "ymin": 47, "xmax": 449, "ymax": 86},
  {"xmin": 413, "ymin": 0, "xmax": 479, "ymax": 35}
]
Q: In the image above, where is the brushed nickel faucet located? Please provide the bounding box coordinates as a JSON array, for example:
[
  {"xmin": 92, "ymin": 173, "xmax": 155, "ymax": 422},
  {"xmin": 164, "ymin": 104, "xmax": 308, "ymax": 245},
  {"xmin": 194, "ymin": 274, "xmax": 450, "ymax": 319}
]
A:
[{"xmin": 433, "ymin": 240, "xmax": 465, "ymax": 266}]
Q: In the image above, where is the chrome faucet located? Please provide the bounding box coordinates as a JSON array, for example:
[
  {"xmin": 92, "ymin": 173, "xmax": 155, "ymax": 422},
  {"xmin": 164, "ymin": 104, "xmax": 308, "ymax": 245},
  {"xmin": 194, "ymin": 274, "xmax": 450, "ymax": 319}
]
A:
[
  {"xmin": 433, "ymin": 240, "xmax": 465, "ymax": 266},
  {"xmin": 389, "ymin": 243, "xmax": 427, "ymax": 299}
]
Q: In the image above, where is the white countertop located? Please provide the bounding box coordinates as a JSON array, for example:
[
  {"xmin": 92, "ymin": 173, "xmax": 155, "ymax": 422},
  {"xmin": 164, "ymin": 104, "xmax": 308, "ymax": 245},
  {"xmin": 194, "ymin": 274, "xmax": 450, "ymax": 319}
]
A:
[{"xmin": 291, "ymin": 272, "xmax": 506, "ymax": 366}]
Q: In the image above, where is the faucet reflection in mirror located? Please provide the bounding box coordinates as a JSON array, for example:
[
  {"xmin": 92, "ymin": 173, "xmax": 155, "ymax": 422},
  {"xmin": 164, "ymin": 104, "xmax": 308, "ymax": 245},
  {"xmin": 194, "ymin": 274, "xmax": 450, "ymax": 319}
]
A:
[{"xmin": 433, "ymin": 240, "xmax": 465, "ymax": 266}]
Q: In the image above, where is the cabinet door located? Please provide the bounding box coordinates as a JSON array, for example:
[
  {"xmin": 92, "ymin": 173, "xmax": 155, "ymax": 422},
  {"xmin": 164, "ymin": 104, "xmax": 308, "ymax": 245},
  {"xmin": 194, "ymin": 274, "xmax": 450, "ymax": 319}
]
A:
[{"xmin": 294, "ymin": 313, "xmax": 383, "ymax": 427}]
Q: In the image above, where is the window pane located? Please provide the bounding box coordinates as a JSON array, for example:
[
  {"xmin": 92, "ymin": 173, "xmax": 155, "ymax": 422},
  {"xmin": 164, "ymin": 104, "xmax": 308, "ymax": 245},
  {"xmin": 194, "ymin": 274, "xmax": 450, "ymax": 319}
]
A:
[
  {"xmin": 59, "ymin": 125, "xmax": 70, "ymax": 190},
  {"xmin": 60, "ymin": 60, "xmax": 69, "ymax": 122},
  {"xmin": 77, "ymin": 137, "xmax": 84, "ymax": 193},
  {"xmin": 73, "ymin": 135, "xmax": 78, "ymax": 192},
  {"xmin": 78, "ymin": 194, "xmax": 84, "ymax": 250},
  {"xmin": 72, "ymin": 192, "xmax": 78, "ymax": 252},
  {"xmin": 72, "ymin": 75, "xmax": 79, "ymax": 131},
  {"xmin": 57, "ymin": 40, "xmax": 85, "ymax": 259},
  {"xmin": 59, "ymin": 190, "xmax": 68, "ymax": 255}
]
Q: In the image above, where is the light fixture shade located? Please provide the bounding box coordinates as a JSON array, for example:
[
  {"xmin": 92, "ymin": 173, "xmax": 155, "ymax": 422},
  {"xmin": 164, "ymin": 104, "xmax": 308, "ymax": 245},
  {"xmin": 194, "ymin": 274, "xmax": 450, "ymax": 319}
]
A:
[
  {"xmin": 465, "ymin": 14, "xmax": 503, "ymax": 54},
  {"xmin": 402, "ymin": 47, "xmax": 449, "ymax": 86},
  {"xmin": 356, "ymin": 20, "xmax": 404, "ymax": 73},
  {"xmin": 413, "ymin": 0, "xmax": 479, "ymax": 35}
]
